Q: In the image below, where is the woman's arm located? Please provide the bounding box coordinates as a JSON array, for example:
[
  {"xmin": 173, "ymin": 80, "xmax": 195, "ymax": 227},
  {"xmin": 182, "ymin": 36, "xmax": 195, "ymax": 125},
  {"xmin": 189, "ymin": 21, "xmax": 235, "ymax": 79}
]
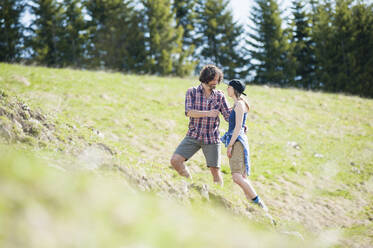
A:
[
  {"xmin": 227, "ymin": 101, "xmax": 244, "ymax": 157},
  {"xmin": 220, "ymin": 94, "xmax": 231, "ymax": 121}
]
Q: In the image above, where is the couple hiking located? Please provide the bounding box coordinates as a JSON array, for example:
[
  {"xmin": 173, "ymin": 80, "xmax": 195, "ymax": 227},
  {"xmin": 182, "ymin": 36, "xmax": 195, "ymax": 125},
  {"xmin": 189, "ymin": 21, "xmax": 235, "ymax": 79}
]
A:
[{"xmin": 170, "ymin": 64, "xmax": 269, "ymax": 212}]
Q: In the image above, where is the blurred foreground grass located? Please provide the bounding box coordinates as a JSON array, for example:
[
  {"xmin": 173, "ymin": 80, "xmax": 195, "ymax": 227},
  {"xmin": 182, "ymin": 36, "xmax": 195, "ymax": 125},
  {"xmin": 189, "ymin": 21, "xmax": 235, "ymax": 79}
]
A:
[{"xmin": 0, "ymin": 147, "xmax": 310, "ymax": 248}]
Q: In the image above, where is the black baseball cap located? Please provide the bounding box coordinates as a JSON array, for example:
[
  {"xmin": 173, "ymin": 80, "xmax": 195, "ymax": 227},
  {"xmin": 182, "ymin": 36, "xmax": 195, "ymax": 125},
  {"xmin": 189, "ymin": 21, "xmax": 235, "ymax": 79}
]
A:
[{"xmin": 224, "ymin": 79, "xmax": 246, "ymax": 96}]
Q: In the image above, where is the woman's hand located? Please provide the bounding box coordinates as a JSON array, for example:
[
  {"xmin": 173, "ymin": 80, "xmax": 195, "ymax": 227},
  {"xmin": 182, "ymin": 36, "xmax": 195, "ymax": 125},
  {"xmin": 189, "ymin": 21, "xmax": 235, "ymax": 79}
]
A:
[{"xmin": 227, "ymin": 146, "xmax": 233, "ymax": 158}]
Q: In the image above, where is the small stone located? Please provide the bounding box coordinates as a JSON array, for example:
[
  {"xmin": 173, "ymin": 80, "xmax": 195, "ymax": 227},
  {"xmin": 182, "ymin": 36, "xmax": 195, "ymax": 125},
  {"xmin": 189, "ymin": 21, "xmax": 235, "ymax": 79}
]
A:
[
  {"xmin": 314, "ymin": 153, "xmax": 324, "ymax": 158},
  {"xmin": 100, "ymin": 94, "xmax": 110, "ymax": 100},
  {"xmin": 287, "ymin": 141, "xmax": 301, "ymax": 150},
  {"xmin": 180, "ymin": 180, "xmax": 189, "ymax": 194},
  {"xmin": 21, "ymin": 103, "xmax": 30, "ymax": 111},
  {"xmin": 304, "ymin": 171, "xmax": 312, "ymax": 178},
  {"xmin": 200, "ymin": 184, "xmax": 209, "ymax": 200},
  {"xmin": 351, "ymin": 167, "xmax": 361, "ymax": 174}
]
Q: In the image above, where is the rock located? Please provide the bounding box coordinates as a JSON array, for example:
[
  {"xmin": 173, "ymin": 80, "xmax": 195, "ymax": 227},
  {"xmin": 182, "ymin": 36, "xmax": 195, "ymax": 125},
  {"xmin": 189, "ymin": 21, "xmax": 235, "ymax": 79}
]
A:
[
  {"xmin": 180, "ymin": 180, "xmax": 189, "ymax": 194},
  {"xmin": 200, "ymin": 184, "xmax": 209, "ymax": 200},
  {"xmin": 21, "ymin": 103, "xmax": 30, "ymax": 111},
  {"xmin": 0, "ymin": 121, "xmax": 13, "ymax": 141},
  {"xmin": 314, "ymin": 153, "xmax": 324, "ymax": 158},
  {"xmin": 304, "ymin": 171, "xmax": 313, "ymax": 178},
  {"xmin": 0, "ymin": 107, "xmax": 7, "ymax": 116},
  {"xmin": 287, "ymin": 141, "xmax": 301, "ymax": 150},
  {"xmin": 99, "ymin": 94, "xmax": 110, "ymax": 100},
  {"xmin": 92, "ymin": 128, "xmax": 104, "ymax": 138}
]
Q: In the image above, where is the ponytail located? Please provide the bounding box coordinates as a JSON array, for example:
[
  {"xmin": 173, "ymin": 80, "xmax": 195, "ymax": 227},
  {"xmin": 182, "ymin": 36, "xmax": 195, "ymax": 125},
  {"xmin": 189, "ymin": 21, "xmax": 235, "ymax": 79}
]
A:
[
  {"xmin": 239, "ymin": 96, "xmax": 250, "ymax": 111},
  {"xmin": 233, "ymin": 88, "xmax": 250, "ymax": 111}
]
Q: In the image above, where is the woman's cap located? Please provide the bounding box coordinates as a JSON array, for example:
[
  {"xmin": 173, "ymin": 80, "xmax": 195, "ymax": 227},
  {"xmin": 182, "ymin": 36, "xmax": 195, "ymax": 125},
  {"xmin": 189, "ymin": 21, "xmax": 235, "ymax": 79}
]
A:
[{"xmin": 225, "ymin": 79, "xmax": 246, "ymax": 96}]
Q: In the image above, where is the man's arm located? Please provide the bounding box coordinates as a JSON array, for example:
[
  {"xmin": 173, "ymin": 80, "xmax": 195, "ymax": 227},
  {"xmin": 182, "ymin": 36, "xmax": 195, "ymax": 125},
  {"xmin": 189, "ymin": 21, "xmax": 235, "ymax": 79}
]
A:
[
  {"xmin": 185, "ymin": 88, "xmax": 219, "ymax": 118},
  {"xmin": 220, "ymin": 94, "xmax": 231, "ymax": 121},
  {"xmin": 187, "ymin": 110, "xmax": 219, "ymax": 118},
  {"xmin": 185, "ymin": 89, "xmax": 194, "ymax": 116}
]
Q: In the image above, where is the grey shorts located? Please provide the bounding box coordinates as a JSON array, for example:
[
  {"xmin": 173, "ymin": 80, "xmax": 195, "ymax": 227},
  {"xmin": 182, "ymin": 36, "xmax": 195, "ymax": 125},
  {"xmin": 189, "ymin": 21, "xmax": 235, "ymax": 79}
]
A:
[{"xmin": 173, "ymin": 136, "xmax": 221, "ymax": 168}]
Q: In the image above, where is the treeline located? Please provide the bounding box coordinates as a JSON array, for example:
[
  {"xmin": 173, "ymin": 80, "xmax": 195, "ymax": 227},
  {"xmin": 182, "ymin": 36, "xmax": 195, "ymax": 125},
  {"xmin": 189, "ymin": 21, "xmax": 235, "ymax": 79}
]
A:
[{"xmin": 1, "ymin": 0, "xmax": 373, "ymax": 97}]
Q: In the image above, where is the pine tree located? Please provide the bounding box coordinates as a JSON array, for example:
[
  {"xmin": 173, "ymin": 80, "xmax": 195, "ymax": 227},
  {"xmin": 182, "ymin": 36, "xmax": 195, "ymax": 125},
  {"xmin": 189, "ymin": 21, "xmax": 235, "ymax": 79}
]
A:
[
  {"xmin": 29, "ymin": 0, "xmax": 64, "ymax": 66},
  {"xmin": 85, "ymin": 0, "xmax": 146, "ymax": 71},
  {"xmin": 0, "ymin": 0, "xmax": 25, "ymax": 62},
  {"xmin": 247, "ymin": 0, "xmax": 293, "ymax": 85},
  {"xmin": 172, "ymin": 0, "xmax": 198, "ymax": 76},
  {"xmin": 312, "ymin": 0, "xmax": 334, "ymax": 89},
  {"xmin": 349, "ymin": 1, "xmax": 373, "ymax": 97},
  {"xmin": 59, "ymin": 0, "xmax": 86, "ymax": 67},
  {"xmin": 198, "ymin": 0, "xmax": 245, "ymax": 79},
  {"xmin": 142, "ymin": 0, "xmax": 183, "ymax": 75},
  {"xmin": 309, "ymin": 0, "xmax": 319, "ymax": 27},
  {"xmin": 313, "ymin": 0, "xmax": 355, "ymax": 93},
  {"xmin": 173, "ymin": 0, "xmax": 197, "ymax": 48},
  {"xmin": 332, "ymin": 0, "xmax": 354, "ymax": 92},
  {"xmin": 124, "ymin": 10, "xmax": 147, "ymax": 73},
  {"xmin": 291, "ymin": 0, "xmax": 316, "ymax": 88}
]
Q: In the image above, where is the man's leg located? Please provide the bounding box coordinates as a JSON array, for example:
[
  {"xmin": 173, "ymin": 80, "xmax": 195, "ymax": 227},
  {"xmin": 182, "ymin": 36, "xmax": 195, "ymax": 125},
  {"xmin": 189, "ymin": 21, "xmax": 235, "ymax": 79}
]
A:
[
  {"xmin": 170, "ymin": 153, "xmax": 192, "ymax": 178},
  {"xmin": 170, "ymin": 137, "xmax": 200, "ymax": 179},
  {"xmin": 202, "ymin": 143, "xmax": 223, "ymax": 185},
  {"xmin": 209, "ymin": 167, "xmax": 223, "ymax": 185}
]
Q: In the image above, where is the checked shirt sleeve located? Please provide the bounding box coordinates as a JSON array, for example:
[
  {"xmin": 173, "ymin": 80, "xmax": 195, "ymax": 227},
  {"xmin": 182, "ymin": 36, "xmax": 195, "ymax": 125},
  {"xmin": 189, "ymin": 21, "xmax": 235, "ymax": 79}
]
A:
[
  {"xmin": 220, "ymin": 94, "xmax": 231, "ymax": 121},
  {"xmin": 185, "ymin": 88, "xmax": 194, "ymax": 116}
]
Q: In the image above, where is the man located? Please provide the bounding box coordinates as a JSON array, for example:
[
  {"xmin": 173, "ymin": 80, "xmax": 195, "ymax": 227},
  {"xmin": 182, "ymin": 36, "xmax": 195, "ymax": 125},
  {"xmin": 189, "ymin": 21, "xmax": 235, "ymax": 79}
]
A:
[{"xmin": 170, "ymin": 65, "xmax": 230, "ymax": 185}]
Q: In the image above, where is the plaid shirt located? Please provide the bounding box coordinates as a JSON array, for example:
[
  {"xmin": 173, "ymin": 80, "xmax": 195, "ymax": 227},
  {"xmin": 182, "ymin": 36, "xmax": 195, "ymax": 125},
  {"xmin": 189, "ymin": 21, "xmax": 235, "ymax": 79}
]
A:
[{"xmin": 185, "ymin": 84, "xmax": 231, "ymax": 144}]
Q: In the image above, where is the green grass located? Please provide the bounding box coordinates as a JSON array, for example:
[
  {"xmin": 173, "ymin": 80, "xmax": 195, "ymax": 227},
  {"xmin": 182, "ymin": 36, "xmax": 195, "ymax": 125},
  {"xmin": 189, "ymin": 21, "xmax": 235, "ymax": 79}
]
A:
[{"xmin": 1, "ymin": 63, "xmax": 373, "ymax": 247}]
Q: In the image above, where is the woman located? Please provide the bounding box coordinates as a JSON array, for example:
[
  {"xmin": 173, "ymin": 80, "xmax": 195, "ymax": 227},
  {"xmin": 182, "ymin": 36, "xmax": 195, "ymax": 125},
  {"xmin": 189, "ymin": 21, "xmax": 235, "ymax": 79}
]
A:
[{"xmin": 221, "ymin": 79, "xmax": 269, "ymax": 212}]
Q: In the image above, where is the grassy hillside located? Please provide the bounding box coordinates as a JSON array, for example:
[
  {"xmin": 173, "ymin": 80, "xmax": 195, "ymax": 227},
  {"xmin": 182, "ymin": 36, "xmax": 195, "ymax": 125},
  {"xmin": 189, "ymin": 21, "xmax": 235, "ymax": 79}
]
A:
[{"xmin": 1, "ymin": 63, "xmax": 372, "ymax": 247}]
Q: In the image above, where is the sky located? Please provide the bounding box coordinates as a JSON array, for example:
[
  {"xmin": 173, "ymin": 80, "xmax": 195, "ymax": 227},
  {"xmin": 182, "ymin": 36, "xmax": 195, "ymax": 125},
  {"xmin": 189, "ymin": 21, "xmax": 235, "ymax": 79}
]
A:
[{"xmin": 229, "ymin": 0, "xmax": 292, "ymax": 26}]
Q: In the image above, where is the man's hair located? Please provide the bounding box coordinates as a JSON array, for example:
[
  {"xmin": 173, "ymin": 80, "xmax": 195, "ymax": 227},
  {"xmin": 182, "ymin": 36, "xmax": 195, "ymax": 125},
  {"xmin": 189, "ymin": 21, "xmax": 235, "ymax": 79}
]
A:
[{"xmin": 199, "ymin": 65, "xmax": 223, "ymax": 84}]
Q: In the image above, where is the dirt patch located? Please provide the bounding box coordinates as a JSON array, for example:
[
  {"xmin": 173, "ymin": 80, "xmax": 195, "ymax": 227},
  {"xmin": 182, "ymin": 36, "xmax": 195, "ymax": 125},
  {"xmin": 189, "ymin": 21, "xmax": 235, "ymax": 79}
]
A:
[{"xmin": 0, "ymin": 92, "xmax": 55, "ymax": 144}]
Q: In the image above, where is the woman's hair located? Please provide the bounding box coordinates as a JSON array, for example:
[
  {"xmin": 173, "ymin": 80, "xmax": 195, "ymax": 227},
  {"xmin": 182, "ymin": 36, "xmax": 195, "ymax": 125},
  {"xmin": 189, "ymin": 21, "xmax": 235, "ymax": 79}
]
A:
[
  {"xmin": 199, "ymin": 65, "xmax": 223, "ymax": 84},
  {"xmin": 233, "ymin": 88, "xmax": 250, "ymax": 111}
]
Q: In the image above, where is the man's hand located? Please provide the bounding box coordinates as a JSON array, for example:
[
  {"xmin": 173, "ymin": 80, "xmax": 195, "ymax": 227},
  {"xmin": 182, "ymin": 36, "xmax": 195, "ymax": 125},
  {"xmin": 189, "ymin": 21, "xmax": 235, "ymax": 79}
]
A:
[{"xmin": 207, "ymin": 109, "xmax": 219, "ymax": 118}]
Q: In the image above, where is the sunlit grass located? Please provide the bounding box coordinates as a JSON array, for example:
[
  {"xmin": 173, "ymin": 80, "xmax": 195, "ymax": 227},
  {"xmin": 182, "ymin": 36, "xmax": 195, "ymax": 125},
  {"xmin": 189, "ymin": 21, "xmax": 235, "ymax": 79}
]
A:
[{"xmin": 1, "ymin": 63, "xmax": 372, "ymax": 247}]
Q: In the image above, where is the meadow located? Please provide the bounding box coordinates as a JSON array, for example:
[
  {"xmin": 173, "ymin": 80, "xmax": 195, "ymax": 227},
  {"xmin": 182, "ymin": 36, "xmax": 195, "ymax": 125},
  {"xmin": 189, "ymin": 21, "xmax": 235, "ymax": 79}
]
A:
[{"xmin": 1, "ymin": 63, "xmax": 372, "ymax": 247}]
